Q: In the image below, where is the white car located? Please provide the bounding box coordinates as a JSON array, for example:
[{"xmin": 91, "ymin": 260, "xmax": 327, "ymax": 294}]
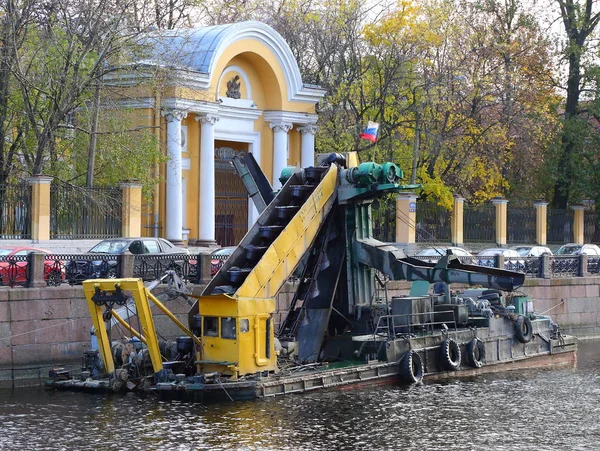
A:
[
  {"xmin": 475, "ymin": 248, "xmax": 525, "ymax": 270},
  {"xmin": 414, "ymin": 247, "xmax": 473, "ymax": 263},
  {"xmin": 511, "ymin": 245, "xmax": 553, "ymax": 257},
  {"xmin": 555, "ymin": 243, "xmax": 600, "ymax": 256}
]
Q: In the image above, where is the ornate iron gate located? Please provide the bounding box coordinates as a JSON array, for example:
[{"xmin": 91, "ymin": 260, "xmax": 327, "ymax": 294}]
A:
[{"xmin": 215, "ymin": 146, "xmax": 249, "ymax": 246}]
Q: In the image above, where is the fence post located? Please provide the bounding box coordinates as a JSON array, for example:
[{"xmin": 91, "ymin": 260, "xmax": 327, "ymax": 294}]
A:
[
  {"xmin": 27, "ymin": 252, "xmax": 47, "ymax": 288},
  {"xmin": 197, "ymin": 254, "xmax": 212, "ymax": 284},
  {"xmin": 119, "ymin": 181, "xmax": 142, "ymax": 238},
  {"xmin": 26, "ymin": 176, "xmax": 53, "ymax": 242},
  {"xmin": 492, "ymin": 197, "xmax": 508, "ymax": 246},
  {"xmin": 451, "ymin": 195, "xmax": 464, "ymax": 246},
  {"xmin": 533, "ymin": 201, "xmax": 548, "ymax": 245},
  {"xmin": 494, "ymin": 254, "xmax": 505, "ymax": 269},
  {"xmin": 578, "ymin": 254, "xmax": 588, "ymax": 277},
  {"xmin": 571, "ymin": 205, "xmax": 584, "ymax": 245},
  {"xmin": 540, "ymin": 254, "xmax": 551, "ymax": 279},
  {"xmin": 395, "ymin": 193, "xmax": 417, "ymax": 245},
  {"xmin": 118, "ymin": 253, "xmax": 135, "ymax": 278}
]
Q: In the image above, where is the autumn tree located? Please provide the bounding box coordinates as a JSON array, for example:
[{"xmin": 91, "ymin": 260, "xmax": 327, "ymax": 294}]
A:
[{"xmin": 0, "ymin": 0, "xmax": 166, "ymax": 192}]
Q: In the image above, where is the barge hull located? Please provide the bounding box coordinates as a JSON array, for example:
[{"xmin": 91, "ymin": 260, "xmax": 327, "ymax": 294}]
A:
[{"xmin": 149, "ymin": 344, "xmax": 576, "ymax": 402}]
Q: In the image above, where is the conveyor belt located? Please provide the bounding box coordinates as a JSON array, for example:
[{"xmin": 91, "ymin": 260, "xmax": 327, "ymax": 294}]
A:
[{"xmin": 202, "ymin": 164, "xmax": 339, "ymax": 299}]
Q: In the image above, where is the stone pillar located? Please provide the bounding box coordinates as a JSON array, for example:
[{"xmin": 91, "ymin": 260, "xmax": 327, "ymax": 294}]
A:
[
  {"xmin": 28, "ymin": 252, "xmax": 48, "ymax": 288},
  {"xmin": 534, "ymin": 201, "xmax": 548, "ymax": 245},
  {"xmin": 451, "ymin": 195, "xmax": 464, "ymax": 246},
  {"xmin": 196, "ymin": 113, "xmax": 219, "ymax": 247},
  {"xmin": 162, "ymin": 109, "xmax": 187, "ymax": 244},
  {"xmin": 572, "ymin": 205, "xmax": 584, "ymax": 245},
  {"xmin": 395, "ymin": 193, "xmax": 418, "ymax": 245},
  {"xmin": 492, "ymin": 197, "xmax": 508, "ymax": 246},
  {"xmin": 119, "ymin": 181, "xmax": 142, "ymax": 238},
  {"xmin": 270, "ymin": 122, "xmax": 292, "ymax": 189},
  {"xmin": 298, "ymin": 124, "xmax": 318, "ymax": 169},
  {"xmin": 27, "ymin": 175, "xmax": 53, "ymax": 242}
]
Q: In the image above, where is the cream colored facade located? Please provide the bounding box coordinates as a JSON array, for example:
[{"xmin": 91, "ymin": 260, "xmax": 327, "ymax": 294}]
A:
[{"xmin": 110, "ymin": 21, "xmax": 325, "ymax": 245}]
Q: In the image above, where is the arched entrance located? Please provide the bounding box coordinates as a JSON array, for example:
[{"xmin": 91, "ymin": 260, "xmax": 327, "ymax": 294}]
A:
[{"xmin": 215, "ymin": 142, "xmax": 249, "ymax": 246}]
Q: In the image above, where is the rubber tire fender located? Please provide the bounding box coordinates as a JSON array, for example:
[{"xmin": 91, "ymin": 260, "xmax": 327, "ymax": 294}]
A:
[
  {"xmin": 440, "ymin": 338, "xmax": 461, "ymax": 371},
  {"xmin": 514, "ymin": 315, "xmax": 533, "ymax": 343},
  {"xmin": 399, "ymin": 350, "xmax": 424, "ymax": 385},
  {"xmin": 466, "ymin": 338, "xmax": 485, "ymax": 368}
]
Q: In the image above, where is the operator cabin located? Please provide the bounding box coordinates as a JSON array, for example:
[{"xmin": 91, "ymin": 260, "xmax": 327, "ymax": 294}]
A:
[{"xmin": 111, "ymin": 20, "xmax": 324, "ymax": 247}]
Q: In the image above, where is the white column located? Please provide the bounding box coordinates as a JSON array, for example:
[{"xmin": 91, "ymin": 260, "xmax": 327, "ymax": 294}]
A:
[
  {"xmin": 248, "ymin": 142, "xmax": 260, "ymax": 228},
  {"xmin": 298, "ymin": 124, "xmax": 318, "ymax": 168},
  {"xmin": 196, "ymin": 113, "xmax": 219, "ymax": 244},
  {"xmin": 270, "ymin": 122, "xmax": 292, "ymax": 189},
  {"xmin": 161, "ymin": 109, "xmax": 187, "ymax": 242}
]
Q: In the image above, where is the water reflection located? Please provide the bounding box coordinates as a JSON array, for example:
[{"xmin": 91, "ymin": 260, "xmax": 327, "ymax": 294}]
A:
[{"xmin": 1, "ymin": 340, "xmax": 599, "ymax": 450}]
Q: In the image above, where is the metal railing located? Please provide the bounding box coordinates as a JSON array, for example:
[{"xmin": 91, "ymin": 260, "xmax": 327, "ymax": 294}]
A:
[
  {"xmin": 409, "ymin": 254, "xmax": 599, "ymax": 279},
  {"xmin": 0, "ymin": 253, "xmax": 204, "ymax": 287},
  {"xmin": 547, "ymin": 208, "xmax": 573, "ymax": 244},
  {"xmin": 373, "ymin": 310, "xmax": 458, "ymax": 340},
  {"xmin": 0, "ymin": 183, "xmax": 31, "ymax": 239},
  {"xmin": 50, "ymin": 184, "xmax": 121, "ymax": 239},
  {"xmin": 416, "ymin": 203, "xmax": 451, "ymax": 243},
  {"xmin": 1, "ymin": 251, "xmax": 598, "ymax": 288},
  {"xmin": 463, "ymin": 205, "xmax": 495, "ymax": 242},
  {"xmin": 507, "ymin": 207, "xmax": 536, "ymax": 243}
]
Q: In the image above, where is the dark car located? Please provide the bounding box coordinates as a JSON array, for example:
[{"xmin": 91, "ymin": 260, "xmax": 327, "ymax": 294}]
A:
[{"xmin": 67, "ymin": 237, "xmax": 189, "ymax": 282}]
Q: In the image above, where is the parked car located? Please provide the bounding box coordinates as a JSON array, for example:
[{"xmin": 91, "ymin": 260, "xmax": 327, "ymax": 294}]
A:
[
  {"xmin": 211, "ymin": 247, "xmax": 236, "ymax": 276},
  {"xmin": 66, "ymin": 237, "xmax": 189, "ymax": 282},
  {"xmin": 414, "ymin": 246, "xmax": 473, "ymax": 263},
  {"xmin": 510, "ymin": 245, "xmax": 553, "ymax": 257},
  {"xmin": 555, "ymin": 243, "xmax": 600, "ymax": 256},
  {"xmin": 475, "ymin": 248, "xmax": 525, "ymax": 271},
  {"xmin": 0, "ymin": 247, "xmax": 65, "ymax": 286}
]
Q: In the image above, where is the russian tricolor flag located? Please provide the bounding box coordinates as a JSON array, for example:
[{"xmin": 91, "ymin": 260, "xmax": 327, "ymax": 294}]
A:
[{"xmin": 359, "ymin": 121, "xmax": 379, "ymax": 143}]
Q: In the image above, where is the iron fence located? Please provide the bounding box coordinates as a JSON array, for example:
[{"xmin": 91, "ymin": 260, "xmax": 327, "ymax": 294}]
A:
[
  {"xmin": 416, "ymin": 203, "xmax": 451, "ymax": 243},
  {"xmin": 372, "ymin": 199, "xmax": 396, "ymax": 242},
  {"xmin": 507, "ymin": 207, "xmax": 536, "ymax": 243},
  {"xmin": 463, "ymin": 205, "xmax": 495, "ymax": 242},
  {"xmin": 4, "ymin": 253, "xmax": 202, "ymax": 287},
  {"xmin": 584, "ymin": 210, "xmax": 598, "ymax": 243},
  {"xmin": 2, "ymin": 251, "xmax": 599, "ymax": 288},
  {"xmin": 50, "ymin": 184, "xmax": 121, "ymax": 239},
  {"xmin": 0, "ymin": 183, "xmax": 31, "ymax": 239},
  {"xmin": 547, "ymin": 208, "xmax": 572, "ymax": 244}
]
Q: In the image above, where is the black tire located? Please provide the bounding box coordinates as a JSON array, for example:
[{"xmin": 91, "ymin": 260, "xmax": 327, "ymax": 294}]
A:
[
  {"xmin": 440, "ymin": 338, "xmax": 461, "ymax": 371},
  {"xmin": 399, "ymin": 350, "xmax": 423, "ymax": 384},
  {"xmin": 466, "ymin": 338, "xmax": 485, "ymax": 368},
  {"xmin": 514, "ymin": 316, "xmax": 533, "ymax": 343}
]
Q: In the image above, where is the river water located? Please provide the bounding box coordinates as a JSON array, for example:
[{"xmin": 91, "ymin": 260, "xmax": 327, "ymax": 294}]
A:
[{"xmin": 0, "ymin": 340, "xmax": 599, "ymax": 451}]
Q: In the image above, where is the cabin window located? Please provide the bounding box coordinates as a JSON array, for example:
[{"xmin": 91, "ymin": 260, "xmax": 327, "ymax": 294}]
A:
[
  {"xmin": 203, "ymin": 316, "xmax": 218, "ymax": 337},
  {"xmin": 221, "ymin": 317, "xmax": 236, "ymax": 339},
  {"xmin": 240, "ymin": 319, "xmax": 249, "ymax": 333}
]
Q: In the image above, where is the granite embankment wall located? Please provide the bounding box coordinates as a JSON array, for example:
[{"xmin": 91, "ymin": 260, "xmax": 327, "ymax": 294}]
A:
[{"xmin": 0, "ymin": 277, "xmax": 597, "ymax": 387}]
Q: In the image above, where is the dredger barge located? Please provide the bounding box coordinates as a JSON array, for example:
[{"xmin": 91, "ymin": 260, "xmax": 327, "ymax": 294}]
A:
[{"xmin": 46, "ymin": 152, "xmax": 577, "ymax": 401}]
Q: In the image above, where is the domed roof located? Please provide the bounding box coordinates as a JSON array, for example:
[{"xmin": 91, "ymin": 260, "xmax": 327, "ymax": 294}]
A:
[{"xmin": 135, "ymin": 20, "xmax": 324, "ymax": 103}]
